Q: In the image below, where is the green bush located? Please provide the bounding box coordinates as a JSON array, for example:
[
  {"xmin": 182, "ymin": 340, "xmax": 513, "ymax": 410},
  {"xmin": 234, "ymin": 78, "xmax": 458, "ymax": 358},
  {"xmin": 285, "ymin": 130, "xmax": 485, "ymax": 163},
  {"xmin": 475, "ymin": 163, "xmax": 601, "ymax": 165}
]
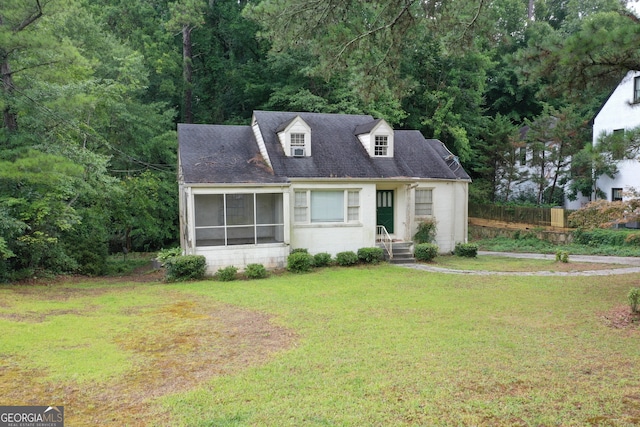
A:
[
  {"xmin": 157, "ymin": 247, "xmax": 182, "ymax": 264},
  {"xmin": 287, "ymin": 251, "xmax": 314, "ymax": 273},
  {"xmin": 555, "ymin": 250, "xmax": 569, "ymax": 263},
  {"xmin": 573, "ymin": 228, "xmax": 630, "ymax": 247},
  {"xmin": 165, "ymin": 255, "xmax": 206, "ymax": 282},
  {"xmin": 624, "ymin": 233, "xmax": 640, "ymax": 247},
  {"xmin": 629, "ymin": 288, "xmax": 640, "ymax": 313},
  {"xmin": 454, "ymin": 243, "xmax": 478, "ymax": 258},
  {"xmin": 357, "ymin": 247, "xmax": 383, "ymax": 264},
  {"xmin": 414, "ymin": 219, "xmax": 437, "ymax": 244},
  {"xmin": 290, "ymin": 248, "xmax": 309, "ymax": 254},
  {"xmin": 313, "ymin": 252, "xmax": 332, "ymax": 267},
  {"xmin": 245, "ymin": 263, "xmax": 268, "ymax": 279},
  {"xmin": 336, "ymin": 251, "xmax": 358, "ymax": 266},
  {"xmin": 414, "ymin": 243, "xmax": 438, "ymax": 262},
  {"xmin": 216, "ymin": 265, "xmax": 238, "ymax": 281}
]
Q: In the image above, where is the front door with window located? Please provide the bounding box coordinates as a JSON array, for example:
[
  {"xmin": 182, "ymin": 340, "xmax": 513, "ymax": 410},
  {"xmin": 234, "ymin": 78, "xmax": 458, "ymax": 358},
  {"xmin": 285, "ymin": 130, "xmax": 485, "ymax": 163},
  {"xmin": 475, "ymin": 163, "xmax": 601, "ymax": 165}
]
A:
[{"xmin": 376, "ymin": 190, "xmax": 394, "ymax": 233}]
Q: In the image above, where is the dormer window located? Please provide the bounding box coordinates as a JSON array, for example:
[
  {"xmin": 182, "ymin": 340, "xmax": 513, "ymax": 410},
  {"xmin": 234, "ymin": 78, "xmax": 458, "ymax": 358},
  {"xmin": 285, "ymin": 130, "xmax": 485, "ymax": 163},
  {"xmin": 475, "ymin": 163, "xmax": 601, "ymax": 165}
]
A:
[
  {"xmin": 355, "ymin": 118, "xmax": 394, "ymax": 158},
  {"xmin": 374, "ymin": 135, "xmax": 388, "ymax": 156},
  {"xmin": 276, "ymin": 116, "xmax": 311, "ymax": 157},
  {"xmin": 291, "ymin": 133, "xmax": 306, "ymax": 156}
]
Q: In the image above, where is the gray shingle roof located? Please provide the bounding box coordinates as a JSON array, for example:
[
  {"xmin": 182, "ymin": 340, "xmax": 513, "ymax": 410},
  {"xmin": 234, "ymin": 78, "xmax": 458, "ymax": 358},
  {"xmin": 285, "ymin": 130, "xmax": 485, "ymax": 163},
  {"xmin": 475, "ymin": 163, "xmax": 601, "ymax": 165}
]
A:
[
  {"xmin": 178, "ymin": 111, "xmax": 471, "ymax": 184},
  {"xmin": 178, "ymin": 124, "xmax": 286, "ymax": 184}
]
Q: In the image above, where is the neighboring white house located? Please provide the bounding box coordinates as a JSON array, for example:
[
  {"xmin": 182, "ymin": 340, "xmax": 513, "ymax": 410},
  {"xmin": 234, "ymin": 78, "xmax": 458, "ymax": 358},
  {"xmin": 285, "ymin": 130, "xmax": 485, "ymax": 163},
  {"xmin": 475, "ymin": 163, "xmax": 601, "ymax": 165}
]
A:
[
  {"xmin": 590, "ymin": 70, "xmax": 640, "ymax": 206},
  {"xmin": 178, "ymin": 110, "xmax": 471, "ymax": 273}
]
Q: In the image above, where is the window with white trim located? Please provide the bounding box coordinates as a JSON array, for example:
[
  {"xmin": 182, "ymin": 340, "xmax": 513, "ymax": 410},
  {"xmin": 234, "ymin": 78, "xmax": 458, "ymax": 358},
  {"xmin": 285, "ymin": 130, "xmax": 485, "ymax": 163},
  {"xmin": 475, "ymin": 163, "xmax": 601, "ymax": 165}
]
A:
[
  {"xmin": 290, "ymin": 133, "xmax": 305, "ymax": 156},
  {"xmin": 374, "ymin": 135, "xmax": 388, "ymax": 156},
  {"xmin": 294, "ymin": 191, "xmax": 308, "ymax": 222},
  {"xmin": 634, "ymin": 76, "xmax": 640, "ymax": 103},
  {"xmin": 294, "ymin": 190, "xmax": 361, "ymax": 223},
  {"xmin": 415, "ymin": 189, "xmax": 433, "ymax": 216},
  {"xmin": 194, "ymin": 193, "xmax": 284, "ymax": 246},
  {"xmin": 612, "ymin": 188, "xmax": 623, "ymax": 202},
  {"xmin": 348, "ymin": 191, "xmax": 360, "ymax": 221}
]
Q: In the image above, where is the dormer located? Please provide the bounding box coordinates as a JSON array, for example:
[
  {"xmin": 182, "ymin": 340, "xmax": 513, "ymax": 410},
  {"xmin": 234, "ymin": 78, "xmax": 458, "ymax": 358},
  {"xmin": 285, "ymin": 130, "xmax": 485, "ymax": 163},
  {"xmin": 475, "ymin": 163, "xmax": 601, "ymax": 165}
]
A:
[
  {"xmin": 276, "ymin": 116, "xmax": 312, "ymax": 157},
  {"xmin": 354, "ymin": 119, "xmax": 394, "ymax": 158}
]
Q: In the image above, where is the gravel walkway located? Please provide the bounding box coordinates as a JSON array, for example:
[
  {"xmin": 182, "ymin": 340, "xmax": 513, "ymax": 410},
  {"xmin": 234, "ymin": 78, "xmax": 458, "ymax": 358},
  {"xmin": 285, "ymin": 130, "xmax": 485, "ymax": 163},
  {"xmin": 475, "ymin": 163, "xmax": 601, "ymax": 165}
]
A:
[{"xmin": 401, "ymin": 251, "xmax": 640, "ymax": 276}]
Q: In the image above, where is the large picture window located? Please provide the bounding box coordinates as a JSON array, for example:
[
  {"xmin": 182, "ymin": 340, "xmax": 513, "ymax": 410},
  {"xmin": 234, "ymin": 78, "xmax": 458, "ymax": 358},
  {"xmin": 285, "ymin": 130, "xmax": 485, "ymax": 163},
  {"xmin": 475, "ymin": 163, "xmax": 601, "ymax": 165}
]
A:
[
  {"xmin": 294, "ymin": 189, "xmax": 360, "ymax": 224},
  {"xmin": 194, "ymin": 193, "xmax": 284, "ymax": 247}
]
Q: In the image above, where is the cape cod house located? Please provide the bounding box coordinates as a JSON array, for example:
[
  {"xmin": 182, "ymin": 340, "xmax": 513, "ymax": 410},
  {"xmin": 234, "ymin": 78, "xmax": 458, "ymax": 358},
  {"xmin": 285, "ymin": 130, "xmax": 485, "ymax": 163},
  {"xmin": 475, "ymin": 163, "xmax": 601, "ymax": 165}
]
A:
[
  {"xmin": 589, "ymin": 70, "xmax": 640, "ymax": 207},
  {"xmin": 178, "ymin": 111, "xmax": 471, "ymax": 273}
]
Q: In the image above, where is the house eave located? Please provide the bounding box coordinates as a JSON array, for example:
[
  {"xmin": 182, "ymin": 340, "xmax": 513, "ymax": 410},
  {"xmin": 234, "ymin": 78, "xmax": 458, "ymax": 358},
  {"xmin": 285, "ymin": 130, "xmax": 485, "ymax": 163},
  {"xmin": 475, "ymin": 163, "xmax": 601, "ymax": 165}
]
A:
[
  {"xmin": 182, "ymin": 182, "xmax": 291, "ymax": 188},
  {"xmin": 287, "ymin": 177, "xmax": 471, "ymax": 183}
]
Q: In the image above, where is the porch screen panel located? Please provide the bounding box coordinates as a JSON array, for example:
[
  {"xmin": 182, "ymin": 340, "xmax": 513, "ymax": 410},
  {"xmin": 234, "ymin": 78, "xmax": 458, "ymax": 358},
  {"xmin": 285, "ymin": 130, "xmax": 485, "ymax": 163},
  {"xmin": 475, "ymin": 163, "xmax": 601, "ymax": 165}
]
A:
[
  {"xmin": 195, "ymin": 228, "xmax": 225, "ymax": 246},
  {"xmin": 194, "ymin": 192, "xmax": 284, "ymax": 247},
  {"xmin": 194, "ymin": 194, "xmax": 225, "ymax": 246},
  {"xmin": 256, "ymin": 193, "xmax": 283, "ymax": 224},
  {"xmin": 311, "ymin": 191, "xmax": 344, "ymax": 223},
  {"xmin": 195, "ymin": 194, "xmax": 224, "ymax": 226},
  {"xmin": 226, "ymin": 194, "xmax": 254, "ymax": 225},
  {"xmin": 256, "ymin": 193, "xmax": 284, "ymax": 243}
]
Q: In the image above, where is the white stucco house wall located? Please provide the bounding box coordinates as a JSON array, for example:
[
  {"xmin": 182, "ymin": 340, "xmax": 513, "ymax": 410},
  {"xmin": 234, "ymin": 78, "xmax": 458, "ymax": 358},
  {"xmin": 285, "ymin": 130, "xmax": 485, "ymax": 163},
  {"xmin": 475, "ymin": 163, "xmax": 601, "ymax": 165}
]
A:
[
  {"xmin": 178, "ymin": 111, "xmax": 471, "ymax": 274},
  {"xmin": 590, "ymin": 70, "xmax": 640, "ymax": 206}
]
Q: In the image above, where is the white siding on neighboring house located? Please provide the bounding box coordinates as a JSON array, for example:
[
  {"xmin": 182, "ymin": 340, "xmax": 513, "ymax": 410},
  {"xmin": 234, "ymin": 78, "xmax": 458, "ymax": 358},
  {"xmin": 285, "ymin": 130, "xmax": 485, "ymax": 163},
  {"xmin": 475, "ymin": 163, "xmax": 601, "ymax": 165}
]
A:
[{"xmin": 593, "ymin": 70, "xmax": 640, "ymax": 202}]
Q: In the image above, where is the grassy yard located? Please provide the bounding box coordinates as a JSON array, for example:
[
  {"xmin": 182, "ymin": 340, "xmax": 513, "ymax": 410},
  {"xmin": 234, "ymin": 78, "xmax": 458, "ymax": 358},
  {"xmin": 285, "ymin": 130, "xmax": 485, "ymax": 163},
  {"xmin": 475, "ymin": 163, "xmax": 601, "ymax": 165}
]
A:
[
  {"xmin": 432, "ymin": 255, "xmax": 631, "ymax": 272},
  {"xmin": 1, "ymin": 264, "xmax": 640, "ymax": 426}
]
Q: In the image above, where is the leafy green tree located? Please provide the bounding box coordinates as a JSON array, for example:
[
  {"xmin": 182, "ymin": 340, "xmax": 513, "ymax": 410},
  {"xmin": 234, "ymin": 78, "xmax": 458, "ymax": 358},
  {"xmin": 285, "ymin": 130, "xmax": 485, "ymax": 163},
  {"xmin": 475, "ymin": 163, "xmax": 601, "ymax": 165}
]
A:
[
  {"xmin": 245, "ymin": 0, "xmax": 493, "ymax": 97},
  {"xmin": 166, "ymin": 0, "xmax": 205, "ymax": 123},
  {"xmin": 111, "ymin": 171, "xmax": 178, "ymax": 252},
  {"xmin": 472, "ymin": 114, "xmax": 522, "ymax": 203},
  {"xmin": 516, "ymin": 3, "xmax": 636, "ymax": 103},
  {"xmin": 1, "ymin": 0, "xmax": 179, "ymax": 279},
  {"xmin": 525, "ymin": 105, "xmax": 590, "ymax": 205},
  {"xmin": 566, "ymin": 142, "xmax": 618, "ymax": 202},
  {"xmin": 0, "ymin": 151, "xmax": 84, "ymax": 275}
]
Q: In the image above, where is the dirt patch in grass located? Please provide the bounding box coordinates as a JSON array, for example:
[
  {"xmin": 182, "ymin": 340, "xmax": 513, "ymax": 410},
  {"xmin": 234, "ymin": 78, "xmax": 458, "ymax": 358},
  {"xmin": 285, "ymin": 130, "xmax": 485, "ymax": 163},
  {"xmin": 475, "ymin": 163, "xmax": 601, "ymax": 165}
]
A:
[
  {"xmin": 1, "ymin": 274, "xmax": 297, "ymax": 426},
  {"xmin": 430, "ymin": 256, "xmax": 629, "ymax": 273},
  {"xmin": 600, "ymin": 305, "xmax": 640, "ymax": 331},
  {"xmin": 517, "ymin": 261, "xmax": 628, "ymax": 273}
]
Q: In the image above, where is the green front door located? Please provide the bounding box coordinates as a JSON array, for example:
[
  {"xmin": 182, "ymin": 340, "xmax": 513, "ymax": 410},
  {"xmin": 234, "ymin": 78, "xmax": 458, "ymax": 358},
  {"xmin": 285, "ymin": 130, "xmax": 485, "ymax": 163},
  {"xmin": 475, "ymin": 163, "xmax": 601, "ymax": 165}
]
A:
[{"xmin": 376, "ymin": 190, "xmax": 394, "ymax": 234}]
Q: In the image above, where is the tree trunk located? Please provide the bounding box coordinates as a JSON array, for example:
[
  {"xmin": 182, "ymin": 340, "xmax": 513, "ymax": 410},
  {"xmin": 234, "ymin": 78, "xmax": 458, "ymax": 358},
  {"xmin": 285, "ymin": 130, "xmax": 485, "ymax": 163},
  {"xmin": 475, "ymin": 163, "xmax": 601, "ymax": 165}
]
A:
[
  {"xmin": 0, "ymin": 1, "xmax": 44, "ymax": 133},
  {"xmin": 528, "ymin": 0, "xmax": 534, "ymax": 20},
  {"xmin": 182, "ymin": 25, "xmax": 193, "ymax": 124},
  {"xmin": 1, "ymin": 57, "xmax": 18, "ymax": 132}
]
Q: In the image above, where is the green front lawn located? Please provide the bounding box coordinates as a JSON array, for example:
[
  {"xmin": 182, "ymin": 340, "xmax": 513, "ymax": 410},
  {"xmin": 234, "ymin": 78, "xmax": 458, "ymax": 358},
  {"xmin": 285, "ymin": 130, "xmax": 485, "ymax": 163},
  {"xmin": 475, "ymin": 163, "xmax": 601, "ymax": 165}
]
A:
[
  {"xmin": 1, "ymin": 265, "xmax": 639, "ymax": 426},
  {"xmin": 432, "ymin": 255, "xmax": 629, "ymax": 272}
]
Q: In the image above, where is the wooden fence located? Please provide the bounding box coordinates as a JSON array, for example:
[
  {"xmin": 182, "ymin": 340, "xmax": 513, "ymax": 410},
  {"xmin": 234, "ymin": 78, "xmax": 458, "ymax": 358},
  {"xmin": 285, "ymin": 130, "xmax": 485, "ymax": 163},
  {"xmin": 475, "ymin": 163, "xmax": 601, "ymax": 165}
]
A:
[{"xmin": 469, "ymin": 203, "xmax": 574, "ymax": 228}]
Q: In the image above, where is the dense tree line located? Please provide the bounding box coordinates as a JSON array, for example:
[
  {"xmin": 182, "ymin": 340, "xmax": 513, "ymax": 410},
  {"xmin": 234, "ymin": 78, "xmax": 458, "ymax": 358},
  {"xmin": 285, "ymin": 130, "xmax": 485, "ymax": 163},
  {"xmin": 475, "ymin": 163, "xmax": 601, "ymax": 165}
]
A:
[{"xmin": 1, "ymin": 0, "xmax": 638, "ymax": 279}]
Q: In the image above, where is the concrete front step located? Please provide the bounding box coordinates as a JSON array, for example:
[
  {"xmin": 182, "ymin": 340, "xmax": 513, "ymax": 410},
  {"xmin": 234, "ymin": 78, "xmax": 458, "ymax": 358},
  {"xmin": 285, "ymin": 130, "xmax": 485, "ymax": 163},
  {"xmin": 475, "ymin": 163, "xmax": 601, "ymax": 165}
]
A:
[{"xmin": 378, "ymin": 241, "xmax": 415, "ymax": 264}]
